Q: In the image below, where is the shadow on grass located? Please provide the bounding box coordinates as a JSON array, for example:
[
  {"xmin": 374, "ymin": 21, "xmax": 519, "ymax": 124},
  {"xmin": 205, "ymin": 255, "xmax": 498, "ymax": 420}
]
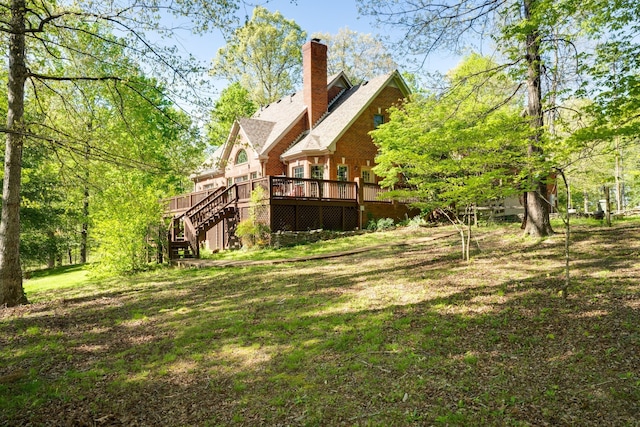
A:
[{"xmin": 1, "ymin": 224, "xmax": 639, "ymax": 426}]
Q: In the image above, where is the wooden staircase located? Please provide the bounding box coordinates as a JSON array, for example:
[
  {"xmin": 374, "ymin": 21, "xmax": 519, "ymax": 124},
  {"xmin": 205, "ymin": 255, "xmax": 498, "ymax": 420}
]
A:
[{"xmin": 168, "ymin": 185, "xmax": 238, "ymax": 259}]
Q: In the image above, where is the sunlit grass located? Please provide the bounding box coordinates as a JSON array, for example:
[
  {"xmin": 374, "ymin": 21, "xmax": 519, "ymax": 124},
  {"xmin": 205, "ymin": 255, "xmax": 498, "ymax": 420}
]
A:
[
  {"xmin": 2, "ymin": 222, "xmax": 639, "ymax": 426},
  {"xmin": 25, "ymin": 264, "xmax": 91, "ymax": 296},
  {"xmin": 199, "ymin": 226, "xmax": 448, "ymax": 261}
]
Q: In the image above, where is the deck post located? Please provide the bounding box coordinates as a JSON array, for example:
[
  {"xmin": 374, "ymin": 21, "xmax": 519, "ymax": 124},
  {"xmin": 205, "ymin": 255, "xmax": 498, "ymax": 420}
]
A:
[{"xmin": 354, "ymin": 177, "xmax": 363, "ymax": 230}]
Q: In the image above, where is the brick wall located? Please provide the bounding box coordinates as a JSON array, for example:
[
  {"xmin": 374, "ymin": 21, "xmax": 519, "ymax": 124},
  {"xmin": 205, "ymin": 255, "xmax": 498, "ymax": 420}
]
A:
[
  {"xmin": 330, "ymin": 85, "xmax": 405, "ymax": 181},
  {"xmin": 264, "ymin": 116, "xmax": 308, "ymax": 177},
  {"xmin": 303, "ymin": 40, "xmax": 328, "ymax": 129},
  {"xmin": 362, "ymin": 202, "xmax": 420, "ymax": 226}
]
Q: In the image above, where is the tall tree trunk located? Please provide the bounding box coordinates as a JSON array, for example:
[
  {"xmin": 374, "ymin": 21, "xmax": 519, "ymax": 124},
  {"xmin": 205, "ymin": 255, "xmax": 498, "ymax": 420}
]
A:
[
  {"xmin": 80, "ymin": 142, "xmax": 90, "ymax": 264},
  {"xmin": 0, "ymin": 0, "xmax": 28, "ymax": 307},
  {"xmin": 522, "ymin": 0, "xmax": 553, "ymax": 237},
  {"xmin": 614, "ymin": 137, "xmax": 623, "ymax": 213}
]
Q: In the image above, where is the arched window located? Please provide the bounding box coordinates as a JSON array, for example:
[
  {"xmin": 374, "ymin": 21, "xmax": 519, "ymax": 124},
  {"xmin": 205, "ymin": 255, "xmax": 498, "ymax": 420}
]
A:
[{"xmin": 235, "ymin": 149, "xmax": 248, "ymax": 164}]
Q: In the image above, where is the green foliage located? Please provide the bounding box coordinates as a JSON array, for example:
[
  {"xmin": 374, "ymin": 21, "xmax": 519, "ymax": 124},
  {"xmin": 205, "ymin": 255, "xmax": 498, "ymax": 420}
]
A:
[
  {"xmin": 207, "ymin": 82, "xmax": 257, "ymax": 146},
  {"xmin": 235, "ymin": 218, "xmax": 271, "ymax": 249},
  {"xmin": 211, "ymin": 6, "xmax": 307, "ymax": 105},
  {"xmin": 372, "ymin": 54, "xmax": 528, "ymax": 213},
  {"xmin": 403, "ymin": 215, "xmax": 428, "ymax": 228},
  {"xmin": 311, "ymin": 27, "xmax": 397, "ymax": 83},
  {"xmin": 235, "ymin": 187, "xmax": 271, "ymax": 248},
  {"xmin": 91, "ymin": 171, "xmax": 164, "ymax": 275},
  {"xmin": 17, "ymin": 24, "xmax": 202, "ymax": 272},
  {"xmin": 367, "ymin": 217, "xmax": 395, "ymax": 231}
]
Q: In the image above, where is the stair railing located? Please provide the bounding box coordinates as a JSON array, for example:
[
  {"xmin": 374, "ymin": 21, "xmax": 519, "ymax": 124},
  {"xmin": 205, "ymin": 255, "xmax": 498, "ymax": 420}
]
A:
[
  {"xmin": 182, "ymin": 185, "xmax": 227, "ymax": 220},
  {"xmin": 183, "ymin": 215, "xmax": 199, "ymax": 258},
  {"xmin": 179, "ymin": 185, "xmax": 239, "ymax": 257},
  {"xmin": 189, "ymin": 185, "xmax": 236, "ymax": 231}
]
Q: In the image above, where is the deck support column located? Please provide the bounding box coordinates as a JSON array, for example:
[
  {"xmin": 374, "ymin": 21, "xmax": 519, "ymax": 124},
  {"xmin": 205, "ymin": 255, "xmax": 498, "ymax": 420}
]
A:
[{"xmin": 354, "ymin": 177, "xmax": 363, "ymax": 230}]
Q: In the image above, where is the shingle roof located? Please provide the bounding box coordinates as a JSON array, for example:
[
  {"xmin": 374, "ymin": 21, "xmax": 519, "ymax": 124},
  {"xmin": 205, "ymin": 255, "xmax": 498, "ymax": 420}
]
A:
[
  {"xmin": 281, "ymin": 70, "xmax": 408, "ymax": 159},
  {"xmin": 191, "ymin": 144, "xmax": 225, "ymax": 179},
  {"xmin": 195, "ymin": 69, "xmax": 408, "ymax": 176},
  {"xmin": 237, "ymin": 118, "xmax": 275, "ymax": 153},
  {"xmin": 250, "ymin": 91, "xmax": 308, "ymax": 156}
]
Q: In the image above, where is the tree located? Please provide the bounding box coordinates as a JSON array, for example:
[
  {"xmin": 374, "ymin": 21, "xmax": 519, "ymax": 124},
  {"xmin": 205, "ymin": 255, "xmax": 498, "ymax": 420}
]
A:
[
  {"xmin": 357, "ymin": 0, "xmax": 639, "ymax": 237},
  {"xmin": 211, "ymin": 6, "xmax": 307, "ymax": 106},
  {"xmin": 207, "ymin": 82, "xmax": 257, "ymax": 147},
  {"xmin": 1, "ymin": 0, "xmax": 237, "ymax": 307},
  {"xmin": 311, "ymin": 27, "xmax": 397, "ymax": 83},
  {"xmin": 371, "ymin": 54, "xmax": 528, "ymax": 260}
]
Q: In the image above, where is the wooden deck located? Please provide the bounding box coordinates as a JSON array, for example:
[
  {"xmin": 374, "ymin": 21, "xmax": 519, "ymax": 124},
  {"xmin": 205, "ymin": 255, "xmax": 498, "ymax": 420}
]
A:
[{"xmin": 164, "ymin": 176, "xmax": 415, "ymax": 258}]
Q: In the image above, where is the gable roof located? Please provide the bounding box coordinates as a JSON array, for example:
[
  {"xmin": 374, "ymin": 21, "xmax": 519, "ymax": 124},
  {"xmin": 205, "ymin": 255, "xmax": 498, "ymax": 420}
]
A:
[
  {"xmin": 249, "ymin": 91, "xmax": 308, "ymax": 157},
  {"xmin": 216, "ymin": 72, "xmax": 357, "ymax": 162},
  {"xmin": 237, "ymin": 118, "xmax": 275, "ymax": 153},
  {"xmin": 281, "ymin": 70, "xmax": 410, "ymax": 160},
  {"xmin": 191, "ymin": 68, "xmax": 410, "ymax": 181},
  {"xmin": 327, "ymin": 71, "xmax": 352, "ymax": 91},
  {"xmin": 190, "ymin": 144, "xmax": 225, "ymax": 180}
]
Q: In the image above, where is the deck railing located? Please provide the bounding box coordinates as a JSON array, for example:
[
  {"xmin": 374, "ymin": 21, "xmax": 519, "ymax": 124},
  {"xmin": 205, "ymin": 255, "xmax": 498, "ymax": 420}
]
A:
[
  {"xmin": 164, "ymin": 188, "xmax": 220, "ymax": 213},
  {"xmin": 363, "ymin": 183, "xmax": 392, "ymax": 203},
  {"xmin": 165, "ymin": 176, "xmax": 363, "ymax": 215},
  {"xmin": 269, "ymin": 176, "xmax": 357, "ymax": 201},
  {"xmin": 236, "ymin": 178, "xmax": 270, "ymax": 201}
]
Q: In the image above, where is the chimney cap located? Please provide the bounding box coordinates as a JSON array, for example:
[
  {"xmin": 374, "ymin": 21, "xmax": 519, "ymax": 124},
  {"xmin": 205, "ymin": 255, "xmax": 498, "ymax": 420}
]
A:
[{"xmin": 311, "ymin": 38, "xmax": 321, "ymax": 43}]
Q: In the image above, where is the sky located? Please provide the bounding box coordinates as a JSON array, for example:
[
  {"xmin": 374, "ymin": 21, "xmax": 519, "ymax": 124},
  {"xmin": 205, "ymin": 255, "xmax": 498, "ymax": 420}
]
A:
[{"xmin": 165, "ymin": 0, "xmax": 461, "ymax": 110}]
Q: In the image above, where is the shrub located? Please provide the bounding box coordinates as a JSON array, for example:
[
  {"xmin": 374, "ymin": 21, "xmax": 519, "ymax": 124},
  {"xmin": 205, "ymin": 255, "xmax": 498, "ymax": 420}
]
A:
[
  {"xmin": 367, "ymin": 217, "xmax": 396, "ymax": 231},
  {"xmin": 236, "ymin": 187, "xmax": 271, "ymax": 248},
  {"xmin": 405, "ymin": 215, "xmax": 427, "ymax": 229},
  {"xmin": 235, "ymin": 218, "xmax": 270, "ymax": 248},
  {"xmin": 376, "ymin": 217, "xmax": 395, "ymax": 231}
]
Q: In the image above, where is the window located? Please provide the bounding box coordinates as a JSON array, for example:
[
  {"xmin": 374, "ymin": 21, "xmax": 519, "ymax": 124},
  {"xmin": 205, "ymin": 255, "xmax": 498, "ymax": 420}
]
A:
[
  {"xmin": 227, "ymin": 178, "xmax": 232, "ymax": 187},
  {"xmin": 293, "ymin": 166, "xmax": 304, "ymax": 179},
  {"xmin": 337, "ymin": 165, "xmax": 348, "ymax": 181},
  {"xmin": 311, "ymin": 165, "xmax": 324, "ymax": 180},
  {"xmin": 361, "ymin": 168, "xmax": 374, "ymax": 183},
  {"xmin": 235, "ymin": 149, "xmax": 248, "ymax": 164},
  {"xmin": 250, "ymin": 171, "xmax": 258, "ymax": 180},
  {"xmin": 374, "ymin": 114, "xmax": 384, "ymax": 128},
  {"xmin": 234, "ymin": 175, "xmax": 248, "ymax": 183}
]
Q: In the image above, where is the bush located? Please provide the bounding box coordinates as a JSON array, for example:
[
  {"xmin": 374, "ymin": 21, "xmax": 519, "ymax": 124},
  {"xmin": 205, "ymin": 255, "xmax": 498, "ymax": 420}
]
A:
[
  {"xmin": 236, "ymin": 187, "xmax": 271, "ymax": 249},
  {"xmin": 367, "ymin": 217, "xmax": 395, "ymax": 231},
  {"xmin": 236, "ymin": 218, "xmax": 270, "ymax": 248},
  {"xmin": 405, "ymin": 215, "xmax": 427, "ymax": 229}
]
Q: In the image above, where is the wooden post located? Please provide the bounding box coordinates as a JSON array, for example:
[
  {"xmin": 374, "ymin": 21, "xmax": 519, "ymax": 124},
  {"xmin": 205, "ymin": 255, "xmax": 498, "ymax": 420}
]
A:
[
  {"xmin": 604, "ymin": 186, "xmax": 611, "ymax": 227},
  {"xmin": 354, "ymin": 177, "xmax": 363, "ymax": 230}
]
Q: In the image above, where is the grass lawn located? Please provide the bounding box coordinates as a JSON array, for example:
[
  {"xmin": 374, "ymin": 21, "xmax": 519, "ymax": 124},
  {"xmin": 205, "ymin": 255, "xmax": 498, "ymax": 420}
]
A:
[{"xmin": 1, "ymin": 221, "xmax": 639, "ymax": 426}]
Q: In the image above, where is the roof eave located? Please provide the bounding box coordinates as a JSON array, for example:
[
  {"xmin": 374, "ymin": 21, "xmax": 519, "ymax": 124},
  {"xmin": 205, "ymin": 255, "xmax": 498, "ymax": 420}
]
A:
[
  {"xmin": 280, "ymin": 147, "xmax": 332, "ymax": 162},
  {"xmin": 327, "ymin": 71, "xmax": 410, "ymax": 152},
  {"xmin": 258, "ymin": 108, "xmax": 308, "ymax": 156}
]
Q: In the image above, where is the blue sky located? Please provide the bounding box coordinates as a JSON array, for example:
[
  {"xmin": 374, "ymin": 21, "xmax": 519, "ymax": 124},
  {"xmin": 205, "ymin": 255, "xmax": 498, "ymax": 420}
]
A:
[
  {"xmin": 164, "ymin": 0, "xmax": 461, "ymax": 114},
  {"xmin": 172, "ymin": 0, "xmax": 378, "ymax": 63},
  {"xmin": 169, "ymin": 0, "xmax": 460, "ymax": 75}
]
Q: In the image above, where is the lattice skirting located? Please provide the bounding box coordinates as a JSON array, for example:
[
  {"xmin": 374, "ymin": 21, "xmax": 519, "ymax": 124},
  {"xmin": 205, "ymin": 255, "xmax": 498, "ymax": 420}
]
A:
[{"xmin": 271, "ymin": 204, "xmax": 358, "ymax": 232}]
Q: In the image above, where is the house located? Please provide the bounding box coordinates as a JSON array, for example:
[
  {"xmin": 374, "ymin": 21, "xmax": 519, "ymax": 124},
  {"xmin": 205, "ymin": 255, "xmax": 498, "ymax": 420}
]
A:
[{"xmin": 165, "ymin": 39, "xmax": 416, "ymax": 258}]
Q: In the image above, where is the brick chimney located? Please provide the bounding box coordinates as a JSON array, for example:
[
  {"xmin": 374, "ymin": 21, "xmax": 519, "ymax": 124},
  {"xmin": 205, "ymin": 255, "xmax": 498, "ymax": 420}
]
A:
[{"xmin": 303, "ymin": 39, "xmax": 328, "ymax": 129}]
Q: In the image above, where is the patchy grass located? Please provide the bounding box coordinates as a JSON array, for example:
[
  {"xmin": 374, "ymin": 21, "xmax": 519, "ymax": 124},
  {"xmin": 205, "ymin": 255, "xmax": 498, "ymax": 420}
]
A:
[
  {"xmin": 1, "ymin": 221, "xmax": 639, "ymax": 426},
  {"xmin": 199, "ymin": 226, "xmax": 445, "ymax": 261}
]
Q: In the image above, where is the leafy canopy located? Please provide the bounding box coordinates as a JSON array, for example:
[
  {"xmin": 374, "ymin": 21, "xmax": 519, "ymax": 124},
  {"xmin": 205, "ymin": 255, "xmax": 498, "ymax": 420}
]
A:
[
  {"xmin": 207, "ymin": 82, "xmax": 257, "ymax": 147},
  {"xmin": 372, "ymin": 54, "xmax": 529, "ymax": 212},
  {"xmin": 311, "ymin": 27, "xmax": 397, "ymax": 84},
  {"xmin": 211, "ymin": 6, "xmax": 307, "ymax": 106}
]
